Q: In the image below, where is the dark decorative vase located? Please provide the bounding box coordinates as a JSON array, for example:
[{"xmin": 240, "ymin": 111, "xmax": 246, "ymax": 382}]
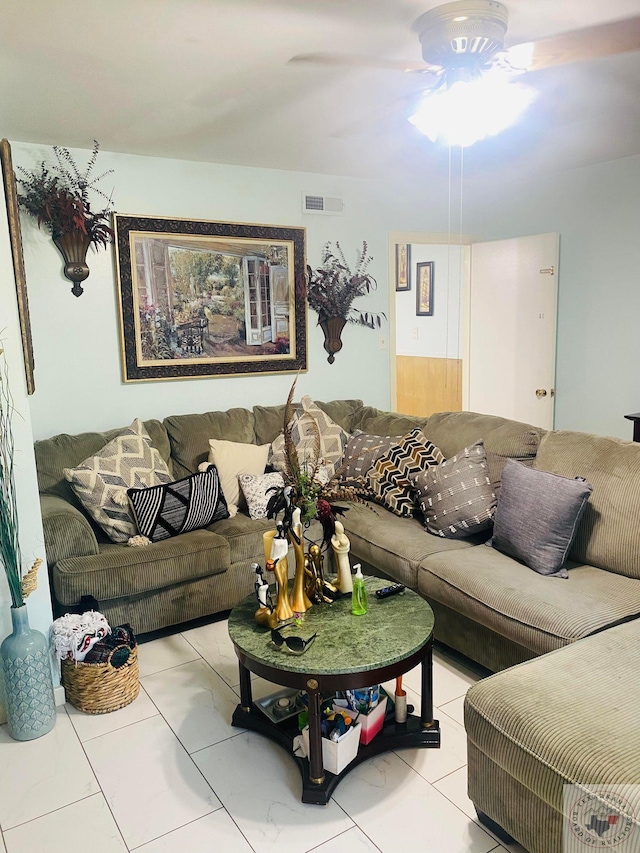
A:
[
  {"xmin": 53, "ymin": 230, "xmax": 92, "ymax": 297},
  {"xmin": 1, "ymin": 605, "xmax": 56, "ymax": 741},
  {"xmin": 319, "ymin": 317, "xmax": 346, "ymax": 364}
]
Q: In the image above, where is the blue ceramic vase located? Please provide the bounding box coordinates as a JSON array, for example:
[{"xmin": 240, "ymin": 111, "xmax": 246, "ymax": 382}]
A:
[{"xmin": 1, "ymin": 605, "xmax": 56, "ymax": 740}]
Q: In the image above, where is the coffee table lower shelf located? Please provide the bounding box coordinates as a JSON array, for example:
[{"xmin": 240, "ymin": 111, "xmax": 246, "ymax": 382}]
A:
[{"xmin": 231, "ymin": 702, "xmax": 441, "ymax": 805}]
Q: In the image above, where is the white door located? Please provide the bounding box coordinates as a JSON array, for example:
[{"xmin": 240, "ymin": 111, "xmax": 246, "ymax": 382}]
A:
[
  {"xmin": 243, "ymin": 257, "xmax": 273, "ymax": 345},
  {"xmin": 468, "ymin": 233, "xmax": 559, "ymax": 429}
]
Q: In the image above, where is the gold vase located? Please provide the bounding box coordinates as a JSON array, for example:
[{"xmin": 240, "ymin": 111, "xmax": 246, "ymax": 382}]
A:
[{"xmin": 289, "ymin": 526, "xmax": 312, "ymax": 614}]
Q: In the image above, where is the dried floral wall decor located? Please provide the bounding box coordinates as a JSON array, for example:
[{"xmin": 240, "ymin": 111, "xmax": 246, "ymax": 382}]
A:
[{"xmin": 16, "ymin": 141, "xmax": 114, "ymax": 296}]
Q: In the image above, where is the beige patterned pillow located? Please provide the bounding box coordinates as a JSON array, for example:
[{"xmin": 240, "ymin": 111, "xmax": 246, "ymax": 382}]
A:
[
  {"xmin": 238, "ymin": 472, "xmax": 285, "ymax": 519},
  {"xmin": 270, "ymin": 396, "xmax": 348, "ymax": 480},
  {"xmin": 64, "ymin": 418, "xmax": 172, "ymax": 543},
  {"xmin": 367, "ymin": 428, "xmax": 444, "ymax": 517}
]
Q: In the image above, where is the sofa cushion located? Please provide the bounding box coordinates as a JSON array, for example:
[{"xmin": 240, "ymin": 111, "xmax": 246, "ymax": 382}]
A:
[
  {"xmin": 367, "ymin": 428, "xmax": 444, "ymax": 517},
  {"xmin": 418, "ymin": 545, "xmax": 640, "ymax": 656},
  {"xmin": 63, "ymin": 419, "xmax": 173, "ymax": 543},
  {"xmin": 535, "ymin": 430, "xmax": 640, "ymax": 580},
  {"xmin": 164, "ymin": 408, "xmax": 255, "ymax": 477},
  {"xmin": 53, "ymin": 529, "xmax": 230, "ymax": 605},
  {"xmin": 253, "ymin": 399, "xmax": 363, "ymax": 446},
  {"xmin": 239, "ymin": 471, "xmax": 285, "ymax": 519},
  {"xmin": 35, "ymin": 419, "xmax": 171, "ymax": 508},
  {"xmin": 465, "ymin": 619, "xmax": 640, "ymax": 834},
  {"xmin": 413, "ymin": 440, "xmax": 496, "ymax": 539},
  {"xmin": 208, "ymin": 440, "xmax": 269, "ymax": 517},
  {"xmin": 491, "ymin": 459, "xmax": 592, "ymax": 578},
  {"xmin": 424, "ymin": 411, "xmax": 544, "ymax": 494},
  {"xmin": 350, "ymin": 406, "xmax": 429, "ymax": 436},
  {"xmin": 340, "ymin": 501, "xmax": 476, "ymax": 588},
  {"xmin": 128, "ymin": 466, "xmax": 229, "ymax": 542}
]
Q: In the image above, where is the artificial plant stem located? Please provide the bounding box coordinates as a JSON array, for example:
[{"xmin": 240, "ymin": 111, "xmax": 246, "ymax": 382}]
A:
[{"xmin": 0, "ymin": 354, "xmax": 24, "ymax": 609}]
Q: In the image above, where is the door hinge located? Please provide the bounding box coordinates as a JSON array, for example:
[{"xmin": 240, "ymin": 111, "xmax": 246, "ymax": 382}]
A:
[{"xmin": 539, "ymin": 266, "xmax": 555, "ymax": 275}]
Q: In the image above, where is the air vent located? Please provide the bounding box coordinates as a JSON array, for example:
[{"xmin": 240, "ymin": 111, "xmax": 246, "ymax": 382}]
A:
[{"xmin": 302, "ymin": 193, "xmax": 345, "ymax": 215}]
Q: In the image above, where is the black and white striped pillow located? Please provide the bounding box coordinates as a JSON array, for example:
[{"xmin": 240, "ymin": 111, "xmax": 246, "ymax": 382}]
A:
[{"xmin": 127, "ymin": 465, "xmax": 229, "ymax": 542}]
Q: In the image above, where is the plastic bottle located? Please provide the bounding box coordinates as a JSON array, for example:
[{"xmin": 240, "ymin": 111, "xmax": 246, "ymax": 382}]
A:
[{"xmin": 351, "ymin": 563, "xmax": 368, "ymax": 616}]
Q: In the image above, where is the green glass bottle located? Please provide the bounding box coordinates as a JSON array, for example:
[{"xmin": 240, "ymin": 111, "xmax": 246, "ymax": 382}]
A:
[{"xmin": 351, "ymin": 563, "xmax": 368, "ymax": 616}]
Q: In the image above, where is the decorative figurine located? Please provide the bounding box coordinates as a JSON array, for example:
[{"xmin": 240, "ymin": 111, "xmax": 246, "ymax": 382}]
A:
[
  {"xmin": 289, "ymin": 507, "xmax": 312, "ymax": 613},
  {"xmin": 331, "ymin": 520, "xmax": 353, "ymax": 593},
  {"xmin": 253, "ymin": 563, "xmax": 279, "ymax": 629},
  {"xmin": 263, "ymin": 527, "xmax": 294, "ymax": 622}
]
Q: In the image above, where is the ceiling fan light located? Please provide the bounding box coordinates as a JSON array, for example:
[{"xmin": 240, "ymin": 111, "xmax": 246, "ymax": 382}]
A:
[{"xmin": 409, "ymin": 76, "xmax": 537, "ymax": 147}]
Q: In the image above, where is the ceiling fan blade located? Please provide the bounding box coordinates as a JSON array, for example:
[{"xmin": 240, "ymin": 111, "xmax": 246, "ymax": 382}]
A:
[
  {"xmin": 504, "ymin": 15, "xmax": 640, "ymax": 73},
  {"xmin": 288, "ymin": 52, "xmax": 437, "ymax": 75}
]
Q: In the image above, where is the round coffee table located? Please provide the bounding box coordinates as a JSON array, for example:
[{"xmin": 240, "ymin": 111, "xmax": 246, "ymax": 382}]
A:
[{"xmin": 228, "ymin": 575, "xmax": 440, "ymax": 804}]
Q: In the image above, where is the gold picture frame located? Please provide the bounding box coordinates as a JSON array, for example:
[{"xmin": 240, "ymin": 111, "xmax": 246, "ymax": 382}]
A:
[
  {"xmin": 114, "ymin": 213, "xmax": 308, "ymax": 382},
  {"xmin": 0, "ymin": 139, "xmax": 35, "ymax": 394}
]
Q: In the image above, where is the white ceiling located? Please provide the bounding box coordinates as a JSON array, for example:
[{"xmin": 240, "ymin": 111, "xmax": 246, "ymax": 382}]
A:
[{"xmin": 2, "ymin": 0, "xmax": 640, "ymax": 186}]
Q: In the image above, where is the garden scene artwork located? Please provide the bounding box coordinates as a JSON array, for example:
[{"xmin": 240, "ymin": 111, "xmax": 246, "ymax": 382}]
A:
[{"xmin": 115, "ymin": 216, "xmax": 307, "ymax": 381}]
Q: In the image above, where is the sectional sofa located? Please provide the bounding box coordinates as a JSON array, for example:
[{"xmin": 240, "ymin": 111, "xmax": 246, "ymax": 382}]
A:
[{"xmin": 35, "ymin": 400, "xmax": 640, "ymax": 853}]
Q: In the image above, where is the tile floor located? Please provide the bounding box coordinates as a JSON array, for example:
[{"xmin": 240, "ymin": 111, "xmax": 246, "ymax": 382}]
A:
[{"xmin": 0, "ymin": 618, "xmax": 529, "ymax": 853}]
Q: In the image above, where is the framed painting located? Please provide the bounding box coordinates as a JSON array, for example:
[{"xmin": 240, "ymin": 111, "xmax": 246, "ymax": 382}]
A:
[
  {"xmin": 0, "ymin": 139, "xmax": 35, "ymax": 394},
  {"xmin": 416, "ymin": 261, "xmax": 434, "ymax": 316},
  {"xmin": 114, "ymin": 214, "xmax": 307, "ymax": 382},
  {"xmin": 395, "ymin": 243, "xmax": 411, "ymax": 291}
]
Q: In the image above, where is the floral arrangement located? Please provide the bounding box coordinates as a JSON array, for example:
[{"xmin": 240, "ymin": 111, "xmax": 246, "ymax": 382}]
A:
[
  {"xmin": 0, "ymin": 349, "xmax": 40, "ymax": 609},
  {"xmin": 306, "ymin": 241, "xmax": 386, "ymax": 329},
  {"xmin": 16, "ymin": 140, "xmax": 114, "ymax": 247}
]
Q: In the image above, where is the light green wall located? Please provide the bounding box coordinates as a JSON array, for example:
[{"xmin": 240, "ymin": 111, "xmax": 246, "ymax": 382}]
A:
[{"xmin": 459, "ymin": 154, "xmax": 640, "ymax": 439}]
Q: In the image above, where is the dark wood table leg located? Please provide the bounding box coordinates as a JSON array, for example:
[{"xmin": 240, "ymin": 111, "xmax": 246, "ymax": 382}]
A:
[
  {"xmin": 238, "ymin": 661, "xmax": 253, "ymax": 711},
  {"xmin": 306, "ymin": 678, "xmax": 325, "ymax": 785},
  {"xmin": 420, "ymin": 638, "xmax": 435, "ymax": 727}
]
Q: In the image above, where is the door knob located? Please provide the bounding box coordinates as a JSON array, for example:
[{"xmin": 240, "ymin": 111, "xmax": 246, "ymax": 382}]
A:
[{"xmin": 536, "ymin": 389, "xmax": 548, "ymax": 398}]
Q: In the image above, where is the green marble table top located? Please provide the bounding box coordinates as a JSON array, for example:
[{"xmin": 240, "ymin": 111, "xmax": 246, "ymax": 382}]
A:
[{"xmin": 228, "ymin": 575, "xmax": 434, "ymax": 676}]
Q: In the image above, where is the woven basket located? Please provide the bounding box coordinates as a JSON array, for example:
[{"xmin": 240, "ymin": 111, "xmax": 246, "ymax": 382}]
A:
[{"xmin": 61, "ymin": 644, "xmax": 140, "ymax": 714}]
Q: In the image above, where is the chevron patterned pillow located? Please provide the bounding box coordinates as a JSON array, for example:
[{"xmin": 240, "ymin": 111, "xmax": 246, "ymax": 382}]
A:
[
  {"xmin": 367, "ymin": 428, "xmax": 444, "ymax": 517},
  {"xmin": 64, "ymin": 419, "xmax": 173, "ymax": 543},
  {"xmin": 128, "ymin": 465, "xmax": 229, "ymax": 542}
]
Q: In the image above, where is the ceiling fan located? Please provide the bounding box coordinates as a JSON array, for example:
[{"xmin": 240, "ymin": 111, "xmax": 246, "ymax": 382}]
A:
[{"xmin": 289, "ymin": 0, "xmax": 640, "ymax": 90}]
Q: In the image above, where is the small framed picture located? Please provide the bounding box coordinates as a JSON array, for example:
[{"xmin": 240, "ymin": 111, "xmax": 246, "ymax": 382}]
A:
[
  {"xmin": 416, "ymin": 261, "xmax": 434, "ymax": 316},
  {"xmin": 395, "ymin": 243, "xmax": 411, "ymax": 291}
]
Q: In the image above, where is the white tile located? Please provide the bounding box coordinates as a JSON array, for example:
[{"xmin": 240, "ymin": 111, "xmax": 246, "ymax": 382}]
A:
[
  {"xmin": 396, "ymin": 697, "xmax": 468, "ymax": 783},
  {"xmin": 309, "ymin": 826, "xmax": 382, "ymax": 853},
  {"xmin": 439, "ymin": 694, "xmax": 466, "ymax": 727},
  {"xmin": 433, "ymin": 765, "xmax": 475, "ymax": 819},
  {"xmin": 0, "ymin": 708, "xmax": 99, "ymax": 830},
  {"xmin": 137, "ymin": 635, "xmax": 200, "ymax": 677},
  {"xmin": 3, "ymin": 794, "xmax": 126, "ymax": 853},
  {"xmin": 0, "ymin": 831, "xmax": 6, "ymax": 853},
  {"xmin": 134, "ymin": 810, "xmax": 253, "ymax": 853},
  {"xmin": 141, "ymin": 659, "xmax": 241, "ymax": 753},
  {"xmin": 182, "ymin": 619, "xmax": 240, "ymax": 686},
  {"xmin": 84, "ymin": 715, "xmax": 219, "ymax": 848},
  {"xmin": 66, "ymin": 684, "xmax": 158, "ymax": 742},
  {"xmin": 193, "ymin": 731, "xmax": 353, "ymax": 853},
  {"xmin": 332, "ymin": 751, "xmax": 497, "ymax": 853}
]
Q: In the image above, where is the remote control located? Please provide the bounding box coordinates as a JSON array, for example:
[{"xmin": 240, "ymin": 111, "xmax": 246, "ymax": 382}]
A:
[{"xmin": 375, "ymin": 583, "xmax": 406, "ymax": 599}]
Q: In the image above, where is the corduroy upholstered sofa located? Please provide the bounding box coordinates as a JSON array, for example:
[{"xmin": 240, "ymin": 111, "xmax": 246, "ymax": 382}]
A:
[{"xmin": 35, "ymin": 400, "xmax": 640, "ymax": 852}]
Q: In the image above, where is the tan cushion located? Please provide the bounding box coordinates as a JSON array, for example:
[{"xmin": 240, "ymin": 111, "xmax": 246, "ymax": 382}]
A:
[
  {"xmin": 208, "ymin": 439, "xmax": 269, "ymax": 517},
  {"xmin": 424, "ymin": 410, "xmax": 544, "ymax": 494},
  {"xmin": 535, "ymin": 430, "xmax": 640, "ymax": 579},
  {"xmin": 63, "ymin": 419, "xmax": 172, "ymax": 543},
  {"xmin": 164, "ymin": 408, "xmax": 255, "ymax": 475}
]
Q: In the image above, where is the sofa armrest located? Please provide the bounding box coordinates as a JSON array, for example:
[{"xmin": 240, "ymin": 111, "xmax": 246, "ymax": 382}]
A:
[{"xmin": 40, "ymin": 494, "xmax": 99, "ymax": 565}]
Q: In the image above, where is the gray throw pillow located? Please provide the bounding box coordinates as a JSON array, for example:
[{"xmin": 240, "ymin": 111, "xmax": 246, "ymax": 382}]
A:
[
  {"xmin": 337, "ymin": 430, "xmax": 396, "ymax": 481},
  {"xmin": 491, "ymin": 458, "xmax": 593, "ymax": 578},
  {"xmin": 412, "ymin": 440, "xmax": 496, "ymax": 539}
]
